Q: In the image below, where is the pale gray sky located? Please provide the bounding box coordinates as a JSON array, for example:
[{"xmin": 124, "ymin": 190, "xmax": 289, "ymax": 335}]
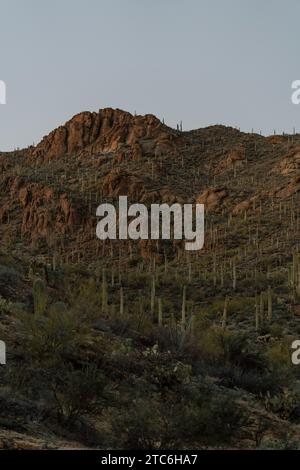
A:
[{"xmin": 0, "ymin": 0, "xmax": 299, "ymax": 150}]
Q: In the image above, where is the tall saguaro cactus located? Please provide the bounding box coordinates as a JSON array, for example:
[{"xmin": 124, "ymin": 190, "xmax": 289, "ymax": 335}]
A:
[
  {"xmin": 181, "ymin": 285, "xmax": 186, "ymax": 331},
  {"xmin": 52, "ymin": 252, "xmax": 57, "ymax": 272},
  {"xmin": 260, "ymin": 292, "xmax": 264, "ymax": 324},
  {"xmin": 232, "ymin": 261, "xmax": 237, "ymax": 291},
  {"xmin": 102, "ymin": 268, "xmax": 108, "ymax": 313},
  {"xmin": 33, "ymin": 279, "xmax": 48, "ymax": 316},
  {"xmin": 255, "ymin": 295, "xmax": 259, "ymax": 332},
  {"xmin": 120, "ymin": 286, "xmax": 124, "ymax": 316},
  {"xmin": 150, "ymin": 275, "xmax": 156, "ymax": 318},
  {"xmin": 267, "ymin": 286, "xmax": 272, "ymax": 323},
  {"xmin": 158, "ymin": 298, "xmax": 163, "ymax": 327},
  {"xmin": 222, "ymin": 297, "xmax": 229, "ymax": 329}
]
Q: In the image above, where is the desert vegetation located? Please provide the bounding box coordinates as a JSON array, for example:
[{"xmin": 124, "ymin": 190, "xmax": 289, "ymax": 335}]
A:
[{"xmin": 0, "ymin": 109, "xmax": 300, "ymax": 448}]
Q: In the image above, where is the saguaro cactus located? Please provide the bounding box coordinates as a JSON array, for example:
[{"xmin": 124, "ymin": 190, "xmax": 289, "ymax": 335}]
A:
[
  {"xmin": 222, "ymin": 297, "xmax": 229, "ymax": 329},
  {"xmin": 33, "ymin": 279, "xmax": 48, "ymax": 316},
  {"xmin": 232, "ymin": 261, "xmax": 237, "ymax": 291},
  {"xmin": 267, "ymin": 286, "xmax": 272, "ymax": 323},
  {"xmin": 260, "ymin": 292, "xmax": 264, "ymax": 324},
  {"xmin": 181, "ymin": 286, "xmax": 186, "ymax": 331},
  {"xmin": 188, "ymin": 262, "xmax": 192, "ymax": 283},
  {"xmin": 150, "ymin": 275, "xmax": 156, "ymax": 318},
  {"xmin": 52, "ymin": 252, "xmax": 57, "ymax": 272},
  {"xmin": 158, "ymin": 298, "xmax": 163, "ymax": 327},
  {"xmin": 190, "ymin": 312, "xmax": 195, "ymax": 338},
  {"xmin": 102, "ymin": 268, "xmax": 108, "ymax": 313},
  {"xmin": 111, "ymin": 268, "xmax": 115, "ymax": 287},
  {"xmin": 120, "ymin": 287, "xmax": 124, "ymax": 316},
  {"xmin": 0, "ymin": 340, "xmax": 6, "ymax": 365},
  {"xmin": 255, "ymin": 295, "xmax": 259, "ymax": 331},
  {"xmin": 293, "ymin": 252, "xmax": 298, "ymax": 285},
  {"xmin": 297, "ymin": 262, "xmax": 300, "ymax": 297}
]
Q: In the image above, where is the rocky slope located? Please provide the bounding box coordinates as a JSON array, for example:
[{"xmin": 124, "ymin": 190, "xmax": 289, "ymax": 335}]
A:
[{"xmin": 1, "ymin": 108, "xmax": 300, "ymax": 449}]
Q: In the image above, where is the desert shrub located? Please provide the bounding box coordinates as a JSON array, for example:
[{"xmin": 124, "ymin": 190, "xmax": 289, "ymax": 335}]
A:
[
  {"xmin": 198, "ymin": 300, "xmax": 226, "ymax": 319},
  {"xmin": 67, "ymin": 278, "xmax": 101, "ymax": 322},
  {"xmin": 269, "ymin": 323, "xmax": 284, "ymax": 338},
  {"xmin": 49, "ymin": 363, "xmax": 107, "ymax": 425},
  {"xmin": 125, "ymin": 272, "xmax": 149, "ymax": 289},
  {"xmin": 259, "ymin": 435, "xmax": 299, "ymax": 450},
  {"xmin": 208, "ymin": 365, "xmax": 282, "ymax": 395},
  {"xmin": 251, "ymin": 273, "xmax": 270, "ymax": 292},
  {"xmin": 111, "ymin": 382, "xmax": 248, "ymax": 449},
  {"xmin": 196, "ymin": 325, "xmax": 230, "ymax": 363},
  {"xmin": 143, "ymin": 360, "xmax": 193, "ymax": 393},
  {"xmin": 33, "ymin": 278, "xmax": 48, "ymax": 316},
  {"xmin": 158, "ymin": 272, "xmax": 186, "ymax": 291},
  {"xmin": 226, "ymin": 297, "xmax": 254, "ymax": 317},
  {"xmin": 109, "ymin": 299, "xmax": 156, "ymax": 337},
  {"xmin": 9, "ymin": 360, "xmax": 108, "ymax": 426},
  {"xmin": 19, "ymin": 308, "xmax": 82, "ymax": 362},
  {"xmin": 0, "ymin": 295, "xmax": 13, "ymax": 315},
  {"xmin": 266, "ymin": 340, "xmax": 292, "ymax": 372},
  {"xmin": 193, "ymin": 308, "xmax": 212, "ymax": 331},
  {"xmin": 153, "ymin": 324, "xmax": 202, "ymax": 357},
  {"xmin": 197, "ymin": 327, "xmax": 267, "ymax": 372},
  {"xmin": 174, "ymin": 385, "xmax": 248, "ymax": 447},
  {"xmin": 0, "ymin": 265, "xmax": 20, "ymax": 284},
  {"xmin": 111, "ymin": 397, "xmax": 169, "ymax": 449},
  {"xmin": 49, "ymin": 301, "xmax": 68, "ymax": 316},
  {"xmin": 263, "ymin": 388, "xmax": 299, "ymax": 421},
  {"xmin": 11, "ymin": 302, "xmax": 28, "ymax": 314}
]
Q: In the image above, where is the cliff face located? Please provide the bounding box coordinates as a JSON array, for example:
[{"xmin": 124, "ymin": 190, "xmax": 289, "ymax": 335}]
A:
[
  {"xmin": 30, "ymin": 108, "xmax": 178, "ymax": 161},
  {"xmin": 0, "ymin": 176, "xmax": 84, "ymax": 249}
]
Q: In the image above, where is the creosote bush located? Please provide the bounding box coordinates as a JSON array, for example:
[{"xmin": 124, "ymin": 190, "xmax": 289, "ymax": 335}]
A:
[
  {"xmin": 111, "ymin": 382, "xmax": 248, "ymax": 449},
  {"xmin": 50, "ymin": 363, "xmax": 107, "ymax": 425}
]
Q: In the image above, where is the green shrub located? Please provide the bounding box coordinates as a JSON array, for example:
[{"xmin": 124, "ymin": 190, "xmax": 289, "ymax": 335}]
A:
[
  {"xmin": 174, "ymin": 386, "xmax": 248, "ymax": 446},
  {"xmin": 269, "ymin": 323, "xmax": 284, "ymax": 339},
  {"xmin": 259, "ymin": 433, "xmax": 299, "ymax": 450},
  {"xmin": 0, "ymin": 295, "xmax": 13, "ymax": 315},
  {"xmin": 19, "ymin": 309, "xmax": 80, "ymax": 362},
  {"xmin": 266, "ymin": 340, "xmax": 292, "ymax": 372},
  {"xmin": 50, "ymin": 363, "xmax": 107, "ymax": 425},
  {"xmin": 264, "ymin": 388, "xmax": 298, "ymax": 420},
  {"xmin": 112, "ymin": 382, "xmax": 248, "ymax": 449}
]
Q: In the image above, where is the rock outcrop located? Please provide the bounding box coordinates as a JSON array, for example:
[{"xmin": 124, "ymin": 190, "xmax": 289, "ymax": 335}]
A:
[
  {"xmin": 232, "ymin": 195, "xmax": 261, "ymax": 215},
  {"xmin": 102, "ymin": 169, "xmax": 181, "ymax": 205},
  {"xmin": 275, "ymin": 176, "xmax": 300, "ymax": 199},
  {"xmin": 273, "ymin": 148, "xmax": 300, "ymax": 176},
  {"xmin": 215, "ymin": 146, "xmax": 245, "ymax": 174},
  {"xmin": 0, "ymin": 176, "xmax": 83, "ymax": 247},
  {"xmin": 196, "ymin": 187, "xmax": 228, "ymax": 212},
  {"xmin": 30, "ymin": 108, "xmax": 178, "ymax": 161}
]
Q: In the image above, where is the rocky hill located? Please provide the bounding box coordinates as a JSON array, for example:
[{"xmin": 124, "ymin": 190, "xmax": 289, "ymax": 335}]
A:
[{"xmin": 1, "ymin": 108, "xmax": 300, "ymax": 449}]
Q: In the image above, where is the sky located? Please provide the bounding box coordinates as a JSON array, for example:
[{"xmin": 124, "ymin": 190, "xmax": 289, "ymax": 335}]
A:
[{"xmin": 0, "ymin": 0, "xmax": 300, "ymax": 150}]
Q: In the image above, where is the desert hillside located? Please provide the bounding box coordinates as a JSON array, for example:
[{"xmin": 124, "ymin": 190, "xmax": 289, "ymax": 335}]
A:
[{"xmin": 1, "ymin": 108, "xmax": 300, "ymax": 449}]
